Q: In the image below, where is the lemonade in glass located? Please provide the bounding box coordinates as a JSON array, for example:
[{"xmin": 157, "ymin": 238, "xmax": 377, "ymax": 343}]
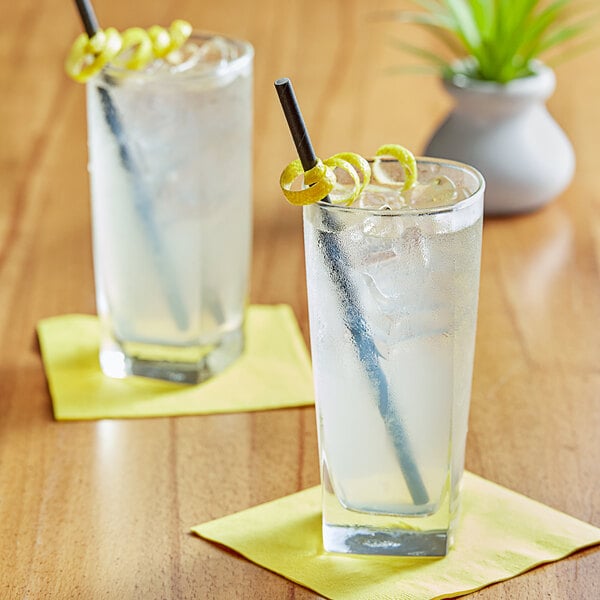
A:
[
  {"xmin": 301, "ymin": 155, "xmax": 484, "ymax": 556},
  {"xmin": 86, "ymin": 32, "xmax": 253, "ymax": 383}
]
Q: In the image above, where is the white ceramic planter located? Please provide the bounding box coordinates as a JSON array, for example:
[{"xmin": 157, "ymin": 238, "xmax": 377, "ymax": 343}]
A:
[{"xmin": 425, "ymin": 63, "xmax": 575, "ymax": 216}]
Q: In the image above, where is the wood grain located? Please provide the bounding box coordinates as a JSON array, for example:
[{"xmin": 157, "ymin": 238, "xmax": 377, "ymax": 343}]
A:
[{"xmin": 1, "ymin": 0, "xmax": 599, "ymax": 598}]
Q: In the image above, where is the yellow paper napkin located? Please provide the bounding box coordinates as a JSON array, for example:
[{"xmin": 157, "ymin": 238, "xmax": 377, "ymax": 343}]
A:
[
  {"xmin": 192, "ymin": 472, "xmax": 600, "ymax": 600},
  {"xmin": 37, "ymin": 304, "xmax": 314, "ymax": 421}
]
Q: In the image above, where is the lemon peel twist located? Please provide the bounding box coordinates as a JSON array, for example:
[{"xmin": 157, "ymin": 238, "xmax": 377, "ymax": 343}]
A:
[
  {"xmin": 330, "ymin": 152, "xmax": 371, "ymax": 197},
  {"xmin": 147, "ymin": 25, "xmax": 172, "ymax": 58},
  {"xmin": 65, "ymin": 28, "xmax": 122, "ymax": 83},
  {"xmin": 65, "ymin": 20, "xmax": 193, "ymax": 82},
  {"xmin": 113, "ymin": 27, "xmax": 153, "ymax": 70},
  {"xmin": 280, "ymin": 159, "xmax": 336, "ymax": 206},
  {"xmin": 323, "ymin": 157, "xmax": 361, "ymax": 205},
  {"xmin": 374, "ymin": 144, "xmax": 418, "ymax": 191},
  {"xmin": 279, "ymin": 145, "xmax": 417, "ymax": 207},
  {"xmin": 324, "ymin": 154, "xmax": 370, "ymax": 206},
  {"xmin": 166, "ymin": 20, "xmax": 194, "ymax": 55}
]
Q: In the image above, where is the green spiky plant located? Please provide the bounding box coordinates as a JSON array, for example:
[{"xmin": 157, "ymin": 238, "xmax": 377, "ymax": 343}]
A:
[{"xmin": 388, "ymin": 0, "xmax": 599, "ymax": 83}]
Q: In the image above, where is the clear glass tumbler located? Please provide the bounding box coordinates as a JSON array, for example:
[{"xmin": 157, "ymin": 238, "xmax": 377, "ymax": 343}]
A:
[
  {"xmin": 86, "ymin": 32, "xmax": 253, "ymax": 384},
  {"xmin": 303, "ymin": 158, "xmax": 484, "ymax": 556}
]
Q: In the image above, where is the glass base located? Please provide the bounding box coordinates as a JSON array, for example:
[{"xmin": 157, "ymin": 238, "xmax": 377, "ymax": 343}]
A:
[
  {"xmin": 323, "ymin": 523, "xmax": 449, "ymax": 557},
  {"xmin": 99, "ymin": 327, "xmax": 244, "ymax": 384},
  {"xmin": 321, "ymin": 467, "xmax": 456, "ymax": 557}
]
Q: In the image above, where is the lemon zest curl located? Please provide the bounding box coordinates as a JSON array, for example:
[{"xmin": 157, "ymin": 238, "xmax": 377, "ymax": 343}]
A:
[
  {"xmin": 279, "ymin": 145, "xmax": 418, "ymax": 207},
  {"xmin": 65, "ymin": 20, "xmax": 193, "ymax": 82},
  {"xmin": 65, "ymin": 28, "xmax": 122, "ymax": 83}
]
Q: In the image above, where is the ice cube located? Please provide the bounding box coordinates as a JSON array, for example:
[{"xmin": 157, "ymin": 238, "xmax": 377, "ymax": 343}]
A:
[
  {"xmin": 359, "ymin": 226, "xmax": 454, "ymax": 353},
  {"xmin": 362, "ymin": 214, "xmax": 401, "ymax": 240},
  {"xmin": 355, "ymin": 184, "xmax": 406, "ymax": 210},
  {"xmin": 406, "ymin": 176, "xmax": 458, "ymax": 209},
  {"xmin": 362, "ymin": 226, "xmax": 430, "ymax": 309},
  {"xmin": 166, "ymin": 37, "xmax": 232, "ymax": 73}
]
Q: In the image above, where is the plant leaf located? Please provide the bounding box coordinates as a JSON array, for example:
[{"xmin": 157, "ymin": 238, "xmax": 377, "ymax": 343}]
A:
[
  {"xmin": 389, "ymin": 37, "xmax": 452, "ymax": 67},
  {"xmin": 465, "ymin": 0, "xmax": 494, "ymax": 39},
  {"xmin": 537, "ymin": 19, "xmax": 598, "ymax": 54},
  {"xmin": 545, "ymin": 36, "xmax": 600, "ymax": 66},
  {"xmin": 520, "ymin": 0, "xmax": 573, "ymax": 60},
  {"xmin": 443, "ymin": 0, "xmax": 482, "ymax": 52},
  {"xmin": 407, "ymin": 0, "xmax": 447, "ymax": 16},
  {"xmin": 382, "ymin": 0, "xmax": 600, "ymax": 82}
]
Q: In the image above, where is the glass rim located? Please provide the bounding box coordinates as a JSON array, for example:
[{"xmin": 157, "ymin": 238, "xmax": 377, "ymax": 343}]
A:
[
  {"xmin": 315, "ymin": 156, "xmax": 485, "ymax": 217},
  {"xmin": 98, "ymin": 30, "xmax": 254, "ymax": 83}
]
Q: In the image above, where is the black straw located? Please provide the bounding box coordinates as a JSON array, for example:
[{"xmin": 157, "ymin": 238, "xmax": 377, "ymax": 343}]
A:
[
  {"xmin": 274, "ymin": 78, "xmax": 429, "ymax": 505},
  {"xmin": 74, "ymin": 0, "xmax": 99, "ymax": 37},
  {"xmin": 275, "ymin": 78, "xmax": 320, "ymax": 172}
]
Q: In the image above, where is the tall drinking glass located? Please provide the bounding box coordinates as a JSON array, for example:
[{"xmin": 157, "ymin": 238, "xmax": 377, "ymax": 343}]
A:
[
  {"xmin": 303, "ymin": 158, "xmax": 484, "ymax": 556},
  {"xmin": 86, "ymin": 32, "xmax": 253, "ymax": 384}
]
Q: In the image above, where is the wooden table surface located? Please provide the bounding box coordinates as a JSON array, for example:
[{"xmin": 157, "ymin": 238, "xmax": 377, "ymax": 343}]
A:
[{"xmin": 2, "ymin": 0, "xmax": 599, "ymax": 598}]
